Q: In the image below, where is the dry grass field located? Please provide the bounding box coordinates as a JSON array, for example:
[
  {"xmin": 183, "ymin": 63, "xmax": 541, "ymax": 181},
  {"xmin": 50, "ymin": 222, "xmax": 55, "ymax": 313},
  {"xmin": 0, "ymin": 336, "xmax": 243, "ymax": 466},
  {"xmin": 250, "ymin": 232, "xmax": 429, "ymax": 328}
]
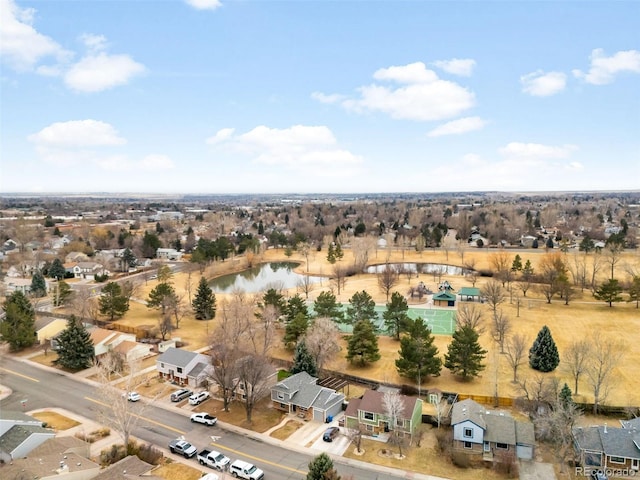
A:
[
  {"xmin": 110, "ymin": 246, "xmax": 640, "ymax": 408},
  {"xmin": 31, "ymin": 410, "xmax": 80, "ymax": 430},
  {"xmin": 150, "ymin": 461, "xmax": 204, "ymax": 480}
]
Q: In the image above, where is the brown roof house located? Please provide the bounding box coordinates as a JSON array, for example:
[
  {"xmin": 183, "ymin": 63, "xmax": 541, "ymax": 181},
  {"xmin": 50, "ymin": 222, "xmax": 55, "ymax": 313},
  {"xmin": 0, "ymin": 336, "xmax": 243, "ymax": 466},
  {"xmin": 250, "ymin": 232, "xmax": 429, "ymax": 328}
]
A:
[
  {"xmin": 92, "ymin": 455, "xmax": 162, "ymax": 480},
  {"xmin": 344, "ymin": 389, "xmax": 423, "ymax": 441},
  {"xmin": 0, "ymin": 436, "xmax": 99, "ymax": 480},
  {"xmin": 451, "ymin": 399, "xmax": 535, "ymax": 461}
]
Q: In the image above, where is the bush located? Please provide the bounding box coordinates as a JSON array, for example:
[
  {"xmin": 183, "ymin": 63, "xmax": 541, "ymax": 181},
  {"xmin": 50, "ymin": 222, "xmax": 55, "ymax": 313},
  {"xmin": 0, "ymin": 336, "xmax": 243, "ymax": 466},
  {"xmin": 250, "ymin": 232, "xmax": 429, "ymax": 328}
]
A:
[
  {"xmin": 137, "ymin": 443, "xmax": 163, "ymax": 465},
  {"xmin": 100, "ymin": 444, "xmax": 126, "ymax": 466},
  {"xmin": 493, "ymin": 451, "xmax": 518, "ymax": 477},
  {"xmin": 434, "ymin": 429, "xmax": 452, "ymax": 454},
  {"xmin": 451, "ymin": 451, "xmax": 471, "ymax": 469}
]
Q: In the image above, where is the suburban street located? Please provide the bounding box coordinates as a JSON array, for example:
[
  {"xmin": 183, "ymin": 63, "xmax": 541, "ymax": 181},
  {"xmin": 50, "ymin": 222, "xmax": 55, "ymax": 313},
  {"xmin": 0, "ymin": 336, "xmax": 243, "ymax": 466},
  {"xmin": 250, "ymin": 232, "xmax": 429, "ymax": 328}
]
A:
[{"xmin": 0, "ymin": 356, "xmax": 437, "ymax": 480}]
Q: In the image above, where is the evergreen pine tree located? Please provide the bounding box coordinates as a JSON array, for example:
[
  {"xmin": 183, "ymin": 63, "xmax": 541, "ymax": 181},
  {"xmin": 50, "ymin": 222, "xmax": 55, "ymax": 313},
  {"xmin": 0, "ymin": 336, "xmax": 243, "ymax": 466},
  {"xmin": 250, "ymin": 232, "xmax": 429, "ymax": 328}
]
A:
[
  {"xmin": 593, "ymin": 278, "xmax": 624, "ymax": 307},
  {"xmin": 284, "ymin": 312, "xmax": 309, "ymax": 349},
  {"xmin": 396, "ymin": 318, "xmax": 442, "ymax": 381},
  {"xmin": 49, "ymin": 258, "xmax": 66, "ymax": 280},
  {"xmin": 192, "ymin": 277, "xmax": 216, "ymax": 320},
  {"xmin": 30, "ymin": 271, "xmax": 47, "ymax": 297},
  {"xmin": 444, "ymin": 325, "xmax": 487, "ymax": 380},
  {"xmin": 326, "ymin": 243, "xmax": 336, "ymax": 264},
  {"xmin": 284, "ymin": 295, "xmax": 309, "ymax": 323},
  {"xmin": 313, "ymin": 291, "xmax": 344, "ymax": 323},
  {"xmin": 54, "ymin": 316, "xmax": 94, "ymax": 370},
  {"xmin": 383, "ymin": 291, "xmax": 411, "ymax": 340},
  {"xmin": 0, "ymin": 291, "xmax": 36, "ymax": 351},
  {"xmin": 291, "ymin": 340, "xmax": 318, "ymax": 377},
  {"xmin": 307, "ymin": 453, "xmax": 340, "ymax": 480},
  {"xmin": 529, "ymin": 325, "xmax": 560, "ymax": 372},
  {"xmin": 346, "ymin": 290, "xmax": 376, "ymax": 325},
  {"xmin": 559, "ymin": 383, "xmax": 573, "ymax": 408},
  {"xmin": 346, "ymin": 319, "xmax": 381, "ymax": 366},
  {"xmin": 99, "ymin": 282, "xmax": 130, "ymax": 320},
  {"xmin": 334, "ymin": 243, "xmax": 344, "ymax": 260}
]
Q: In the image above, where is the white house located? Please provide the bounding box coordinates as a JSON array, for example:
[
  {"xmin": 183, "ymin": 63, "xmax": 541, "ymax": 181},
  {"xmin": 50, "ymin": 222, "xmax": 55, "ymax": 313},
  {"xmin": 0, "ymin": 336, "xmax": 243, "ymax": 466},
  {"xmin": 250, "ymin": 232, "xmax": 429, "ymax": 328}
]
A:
[
  {"xmin": 88, "ymin": 327, "xmax": 151, "ymax": 362},
  {"xmin": 0, "ymin": 411, "xmax": 55, "ymax": 462},
  {"xmin": 156, "ymin": 248, "xmax": 183, "ymax": 260},
  {"xmin": 72, "ymin": 262, "xmax": 110, "ymax": 280}
]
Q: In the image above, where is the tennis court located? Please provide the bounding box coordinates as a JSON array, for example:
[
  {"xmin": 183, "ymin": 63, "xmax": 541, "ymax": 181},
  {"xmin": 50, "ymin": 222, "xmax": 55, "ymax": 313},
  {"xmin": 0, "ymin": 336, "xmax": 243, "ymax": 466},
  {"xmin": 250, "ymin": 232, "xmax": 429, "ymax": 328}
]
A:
[{"xmin": 310, "ymin": 303, "xmax": 455, "ymax": 335}]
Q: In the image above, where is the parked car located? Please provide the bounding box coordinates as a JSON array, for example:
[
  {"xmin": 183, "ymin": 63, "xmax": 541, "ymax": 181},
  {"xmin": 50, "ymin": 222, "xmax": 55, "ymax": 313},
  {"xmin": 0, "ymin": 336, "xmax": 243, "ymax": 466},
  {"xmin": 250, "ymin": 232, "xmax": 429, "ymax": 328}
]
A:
[
  {"xmin": 322, "ymin": 426, "xmax": 339, "ymax": 442},
  {"xmin": 229, "ymin": 459, "xmax": 264, "ymax": 480},
  {"xmin": 124, "ymin": 391, "xmax": 141, "ymax": 402},
  {"xmin": 197, "ymin": 448, "xmax": 230, "ymax": 470},
  {"xmin": 171, "ymin": 388, "xmax": 193, "ymax": 402},
  {"xmin": 189, "ymin": 391, "xmax": 211, "ymax": 405},
  {"xmin": 191, "ymin": 412, "xmax": 217, "ymax": 426},
  {"xmin": 590, "ymin": 472, "xmax": 609, "ymax": 480},
  {"xmin": 200, "ymin": 474, "xmax": 220, "ymax": 480},
  {"xmin": 168, "ymin": 439, "xmax": 197, "ymax": 458}
]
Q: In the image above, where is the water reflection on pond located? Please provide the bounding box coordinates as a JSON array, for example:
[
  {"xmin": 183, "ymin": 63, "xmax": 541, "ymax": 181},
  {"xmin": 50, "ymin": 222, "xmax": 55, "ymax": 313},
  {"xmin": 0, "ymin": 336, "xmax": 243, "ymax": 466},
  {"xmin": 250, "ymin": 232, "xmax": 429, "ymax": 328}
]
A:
[
  {"xmin": 365, "ymin": 263, "xmax": 470, "ymax": 276},
  {"xmin": 209, "ymin": 262, "xmax": 325, "ymax": 293}
]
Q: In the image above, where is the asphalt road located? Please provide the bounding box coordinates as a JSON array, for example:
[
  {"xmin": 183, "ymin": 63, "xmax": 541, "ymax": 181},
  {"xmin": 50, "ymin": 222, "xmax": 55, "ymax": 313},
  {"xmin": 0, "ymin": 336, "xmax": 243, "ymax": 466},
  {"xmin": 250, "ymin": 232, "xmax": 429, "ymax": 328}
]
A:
[{"xmin": 0, "ymin": 356, "xmax": 430, "ymax": 480}]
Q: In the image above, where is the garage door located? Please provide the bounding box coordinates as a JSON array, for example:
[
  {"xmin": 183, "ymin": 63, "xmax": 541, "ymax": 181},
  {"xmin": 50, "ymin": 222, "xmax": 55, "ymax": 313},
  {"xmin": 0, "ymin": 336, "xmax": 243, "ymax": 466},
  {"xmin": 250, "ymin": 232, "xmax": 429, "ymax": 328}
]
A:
[{"xmin": 517, "ymin": 444, "xmax": 533, "ymax": 460}]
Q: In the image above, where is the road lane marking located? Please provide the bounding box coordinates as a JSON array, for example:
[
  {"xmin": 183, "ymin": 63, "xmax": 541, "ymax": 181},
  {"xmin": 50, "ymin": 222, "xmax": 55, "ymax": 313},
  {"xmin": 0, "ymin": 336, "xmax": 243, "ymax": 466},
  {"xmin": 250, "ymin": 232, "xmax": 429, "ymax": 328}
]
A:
[
  {"xmin": 84, "ymin": 397, "xmax": 185, "ymax": 435},
  {"xmin": 211, "ymin": 442, "xmax": 307, "ymax": 475},
  {"xmin": 0, "ymin": 367, "xmax": 40, "ymax": 382}
]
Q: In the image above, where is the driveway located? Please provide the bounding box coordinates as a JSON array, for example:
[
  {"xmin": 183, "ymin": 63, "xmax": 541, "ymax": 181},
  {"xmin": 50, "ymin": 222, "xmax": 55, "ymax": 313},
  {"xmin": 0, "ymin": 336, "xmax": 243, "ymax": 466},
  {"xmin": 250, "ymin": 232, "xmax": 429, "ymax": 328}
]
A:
[{"xmin": 519, "ymin": 460, "xmax": 557, "ymax": 480}]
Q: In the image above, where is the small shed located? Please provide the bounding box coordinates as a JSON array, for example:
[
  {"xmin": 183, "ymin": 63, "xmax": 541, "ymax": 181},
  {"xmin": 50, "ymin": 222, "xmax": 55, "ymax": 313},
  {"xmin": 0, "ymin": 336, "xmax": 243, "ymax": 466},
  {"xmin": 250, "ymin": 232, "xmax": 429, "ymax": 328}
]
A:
[
  {"xmin": 459, "ymin": 287, "xmax": 481, "ymax": 302},
  {"xmin": 432, "ymin": 291, "xmax": 456, "ymax": 307}
]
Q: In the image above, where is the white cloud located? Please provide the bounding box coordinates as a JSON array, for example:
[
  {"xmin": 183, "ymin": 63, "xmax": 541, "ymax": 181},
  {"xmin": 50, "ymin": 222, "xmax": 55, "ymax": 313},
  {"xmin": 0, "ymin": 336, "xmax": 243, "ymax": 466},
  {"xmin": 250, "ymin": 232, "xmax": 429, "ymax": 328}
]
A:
[
  {"xmin": 140, "ymin": 154, "xmax": 174, "ymax": 170},
  {"xmin": 79, "ymin": 33, "xmax": 108, "ymax": 53},
  {"xmin": 427, "ymin": 116, "xmax": 486, "ymax": 137},
  {"xmin": 520, "ymin": 70, "xmax": 567, "ymax": 96},
  {"xmin": 28, "ymin": 119, "xmax": 126, "ymax": 147},
  {"xmin": 0, "ymin": 0, "xmax": 71, "ymax": 71},
  {"xmin": 185, "ymin": 0, "xmax": 222, "ymax": 10},
  {"xmin": 499, "ymin": 142, "xmax": 578, "ymax": 159},
  {"xmin": 332, "ymin": 61, "xmax": 475, "ymax": 121},
  {"xmin": 208, "ymin": 125, "xmax": 364, "ymax": 173},
  {"xmin": 432, "ymin": 58, "xmax": 476, "ymax": 77},
  {"xmin": 205, "ymin": 128, "xmax": 235, "ymax": 144},
  {"xmin": 310, "ymin": 92, "xmax": 345, "ymax": 104},
  {"xmin": 573, "ymin": 48, "xmax": 640, "ymax": 85},
  {"xmin": 64, "ymin": 51, "xmax": 145, "ymax": 92}
]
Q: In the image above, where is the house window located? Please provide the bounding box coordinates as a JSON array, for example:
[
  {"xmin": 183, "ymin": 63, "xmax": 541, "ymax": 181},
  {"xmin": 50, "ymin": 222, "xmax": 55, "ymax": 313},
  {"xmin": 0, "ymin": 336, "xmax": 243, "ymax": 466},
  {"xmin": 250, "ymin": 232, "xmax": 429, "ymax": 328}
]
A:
[
  {"xmin": 496, "ymin": 443, "xmax": 508, "ymax": 450},
  {"xmin": 464, "ymin": 428, "xmax": 473, "ymax": 438},
  {"xmin": 610, "ymin": 456, "xmax": 625, "ymax": 464},
  {"xmin": 366, "ymin": 424, "xmax": 373, "ymax": 432},
  {"xmin": 280, "ymin": 403, "xmax": 287, "ymax": 409},
  {"xmin": 396, "ymin": 418, "xmax": 404, "ymax": 427},
  {"xmin": 161, "ymin": 363, "xmax": 164, "ymax": 368},
  {"xmin": 464, "ymin": 441, "xmax": 472, "ymax": 449},
  {"xmin": 276, "ymin": 392, "xmax": 284, "ymax": 400},
  {"xmin": 363, "ymin": 412, "xmax": 374, "ymax": 421},
  {"xmin": 429, "ymin": 393, "xmax": 439, "ymax": 404},
  {"xmin": 177, "ymin": 367, "xmax": 183, "ymax": 374}
]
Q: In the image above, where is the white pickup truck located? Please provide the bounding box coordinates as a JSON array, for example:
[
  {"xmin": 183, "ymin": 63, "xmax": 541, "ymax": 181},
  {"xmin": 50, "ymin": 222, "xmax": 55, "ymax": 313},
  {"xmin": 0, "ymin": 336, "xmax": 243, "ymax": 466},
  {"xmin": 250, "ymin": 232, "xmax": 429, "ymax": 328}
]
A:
[{"xmin": 197, "ymin": 448, "xmax": 230, "ymax": 471}]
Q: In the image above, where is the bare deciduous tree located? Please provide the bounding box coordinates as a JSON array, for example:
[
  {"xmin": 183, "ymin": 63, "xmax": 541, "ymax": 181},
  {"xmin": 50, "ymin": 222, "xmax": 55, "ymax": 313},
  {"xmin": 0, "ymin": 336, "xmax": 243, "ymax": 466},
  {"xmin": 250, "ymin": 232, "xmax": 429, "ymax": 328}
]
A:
[
  {"xmin": 586, "ymin": 336, "xmax": 624, "ymax": 414},
  {"xmin": 480, "ymin": 280, "xmax": 505, "ymax": 315},
  {"xmin": 516, "ymin": 374, "xmax": 559, "ymax": 413},
  {"xmin": 534, "ymin": 398, "xmax": 583, "ymax": 473},
  {"xmin": 383, "ymin": 390, "xmax": 407, "ymax": 457},
  {"xmin": 454, "ymin": 303, "xmax": 485, "ymax": 334},
  {"xmin": 491, "ymin": 309, "xmax": 511, "ymax": 354},
  {"xmin": 237, "ymin": 354, "xmax": 274, "ymax": 424},
  {"xmin": 377, "ymin": 263, "xmax": 399, "ymax": 301},
  {"xmin": 563, "ymin": 340, "xmax": 591, "ymax": 395},
  {"xmin": 490, "ymin": 251, "xmax": 512, "ymax": 287},
  {"xmin": 330, "ymin": 265, "xmax": 348, "ymax": 296},
  {"xmin": 296, "ymin": 275, "xmax": 315, "ymax": 300},
  {"xmin": 304, "ymin": 317, "xmax": 341, "ymax": 371},
  {"xmin": 504, "ymin": 333, "xmax": 527, "ymax": 383},
  {"xmin": 157, "ymin": 313, "xmax": 173, "ymax": 341}
]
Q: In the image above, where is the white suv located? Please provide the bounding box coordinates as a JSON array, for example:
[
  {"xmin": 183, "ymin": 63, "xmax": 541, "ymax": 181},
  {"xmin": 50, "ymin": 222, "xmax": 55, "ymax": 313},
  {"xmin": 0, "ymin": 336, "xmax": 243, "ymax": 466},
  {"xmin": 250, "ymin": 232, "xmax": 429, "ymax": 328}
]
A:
[
  {"xmin": 189, "ymin": 391, "xmax": 210, "ymax": 405},
  {"xmin": 229, "ymin": 459, "xmax": 264, "ymax": 480}
]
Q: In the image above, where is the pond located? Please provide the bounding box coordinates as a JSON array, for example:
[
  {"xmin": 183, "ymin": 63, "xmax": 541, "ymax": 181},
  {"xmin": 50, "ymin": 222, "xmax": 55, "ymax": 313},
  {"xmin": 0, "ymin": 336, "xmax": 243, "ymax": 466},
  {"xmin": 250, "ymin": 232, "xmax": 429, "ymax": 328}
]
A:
[
  {"xmin": 365, "ymin": 262, "xmax": 471, "ymax": 276},
  {"xmin": 209, "ymin": 261, "xmax": 325, "ymax": 293}
]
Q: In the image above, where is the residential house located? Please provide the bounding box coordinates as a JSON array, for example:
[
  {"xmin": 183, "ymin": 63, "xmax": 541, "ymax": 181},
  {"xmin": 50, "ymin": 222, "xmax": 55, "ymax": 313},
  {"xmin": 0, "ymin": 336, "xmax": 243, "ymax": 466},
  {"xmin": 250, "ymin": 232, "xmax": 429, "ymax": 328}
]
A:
[
  {"xmin": 89, "ymin": 327, "xmax": 151, "ymax": 362},
  {"xmin": 271, "ymin": 372, "xmax": 345, "ymax": 423},
  {"xmin": 0, "ymin": 411, "xmax": 55, "ymax": 462},
  {"xmin": 573, "ymin": 425, "xmax": 640, "ymax": 473},
  {"xmin": 156, "ymin": 248, "xmax": 183, "ymax": 260},
  {"xmin": 230, "ymin": 365, "xmax": 278, "ymax": 403},
  {"xmin": 92, "ymin": 455, "xmax": 162, "ymax": 480},
  {"xmin": 35, "ymin": 316, "xmax": 68, "ymax": 345},
  {"xmin": 344, "ymin": 389, "xmax": 423, "ymax": 441},
  {"xmin": 451, "ymin": 399, "xmax": 535, "ymax": 461},
  {"xmin": 156, "ymin": 347, "xmax": 212, "ymax": 387},
  {"xmin": 0, "ymin": 436, "xmax": 99, "ymax": 480},
  {"xmin": 621, "ymin": 418, "xmax": 640, "ymax": 430},
  {"xmin": 73, "ymin": 262, "xmax": 110, "ymax": 280},
  {"xmin": 432, "ymin": 291, "xmax": 456, "ymax": 307},
  {"xmin": 65, "ymin": 251, "xmax": 89, "ymax": 263}
]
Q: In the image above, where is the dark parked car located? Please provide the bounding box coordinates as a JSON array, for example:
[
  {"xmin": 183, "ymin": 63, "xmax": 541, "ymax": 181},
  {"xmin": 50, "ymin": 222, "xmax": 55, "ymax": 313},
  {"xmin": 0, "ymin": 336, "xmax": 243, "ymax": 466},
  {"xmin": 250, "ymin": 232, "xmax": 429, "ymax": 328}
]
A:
[
  {"xmin": 323, "ymin": 426, "xmax": 340, "ymax": 442},
  {"xmin": 590, "ymin": 471, "xmax": 608, "ymax": 480}
]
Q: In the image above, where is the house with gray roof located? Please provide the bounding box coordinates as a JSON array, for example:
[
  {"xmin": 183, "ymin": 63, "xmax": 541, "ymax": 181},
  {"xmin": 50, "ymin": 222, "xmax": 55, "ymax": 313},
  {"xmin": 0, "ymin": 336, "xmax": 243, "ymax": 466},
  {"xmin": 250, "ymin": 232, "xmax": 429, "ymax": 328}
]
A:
[
  {"xmin": 573, "ymin": 424, "xmax": 640, "ymax": 473},
  {"xmin": 621, "ymin": 417, "xmax": 640, "ymax": 430},
  {"xmin": 451, "ymin": 398, "xmax": 535, "ymax": 461},
  {"xmin": 0, "ymin": 410, "xmax": 56, "ymax": 462},
  {"xmin": 156, "ymin": 347, "xmax": 212, "ymax": 387},
  {"xmin": 271, "ymin": 372, "xmax": 344, "ymax": 423}
]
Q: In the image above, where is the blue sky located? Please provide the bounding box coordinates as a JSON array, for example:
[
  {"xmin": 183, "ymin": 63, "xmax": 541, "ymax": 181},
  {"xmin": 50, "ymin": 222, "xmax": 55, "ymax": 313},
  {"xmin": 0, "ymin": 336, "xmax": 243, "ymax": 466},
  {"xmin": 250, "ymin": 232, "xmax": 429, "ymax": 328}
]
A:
[{"xmin": 1, "ymin": 0, "xmax": 639, "ymax": 194}]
